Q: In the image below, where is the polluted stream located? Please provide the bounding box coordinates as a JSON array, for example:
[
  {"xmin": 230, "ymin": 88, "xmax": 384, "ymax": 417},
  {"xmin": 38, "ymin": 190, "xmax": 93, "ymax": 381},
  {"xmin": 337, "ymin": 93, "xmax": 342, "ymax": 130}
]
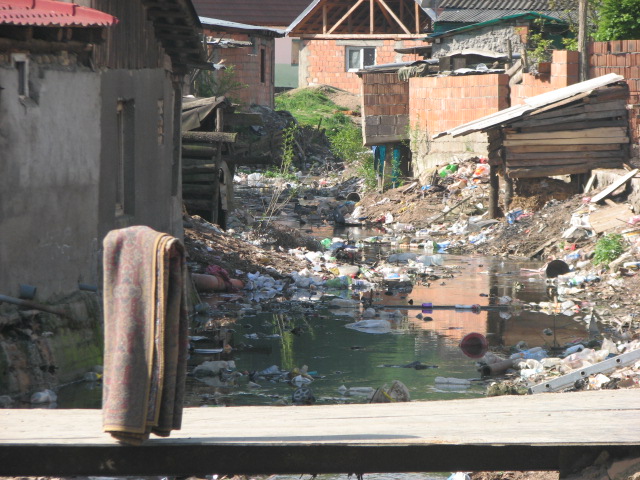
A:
[{"xmin": 55, "ymin": 222, "xmax": 599, "ymax": 479}]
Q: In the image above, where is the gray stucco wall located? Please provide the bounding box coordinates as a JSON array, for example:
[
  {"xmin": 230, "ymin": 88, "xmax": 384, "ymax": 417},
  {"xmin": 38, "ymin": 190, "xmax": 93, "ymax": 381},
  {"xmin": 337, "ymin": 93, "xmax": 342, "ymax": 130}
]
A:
[
  {"xmin": 98, "ymin": 68, "xmax": 182, "ymax": 244},
  {"xmin": 0, "ymin": 63, "xmax": 102, "ymax": 299},
  {"xmin": 0, "ymin": 60, "xmax": 182, "ymax": 301},
  {"xmin": 432, "ymin": 25, "xmax": 525, "ymax": 58}
]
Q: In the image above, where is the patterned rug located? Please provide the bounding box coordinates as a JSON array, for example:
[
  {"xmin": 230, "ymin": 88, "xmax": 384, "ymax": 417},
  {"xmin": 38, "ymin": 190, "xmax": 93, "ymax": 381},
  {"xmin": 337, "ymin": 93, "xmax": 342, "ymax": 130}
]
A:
[{"xmin": 102, "ymin": 226, "xmax": 188, "ymax": 445}]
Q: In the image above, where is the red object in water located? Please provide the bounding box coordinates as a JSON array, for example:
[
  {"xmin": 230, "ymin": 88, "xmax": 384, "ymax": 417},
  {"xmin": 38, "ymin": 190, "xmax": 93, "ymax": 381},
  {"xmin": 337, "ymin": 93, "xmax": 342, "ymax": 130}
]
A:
[
  {"xmin": 459, "ymin": 332, "xmax": 488, "ymax": 359},
  {"xmin": 0, "ymin": 0, "xmax": 118, "ymax": 27}
]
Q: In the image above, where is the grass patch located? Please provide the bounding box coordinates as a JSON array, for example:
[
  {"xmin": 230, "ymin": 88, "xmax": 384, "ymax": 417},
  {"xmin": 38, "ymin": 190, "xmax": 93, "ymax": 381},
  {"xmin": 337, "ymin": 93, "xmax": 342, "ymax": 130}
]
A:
[
  {"xmin": 276, "ymin": 88, "xmax": 375, "ymax": 189},
  {"xmin": 275, "ymin": 88, "xmax": 348, "ymax": 126}
]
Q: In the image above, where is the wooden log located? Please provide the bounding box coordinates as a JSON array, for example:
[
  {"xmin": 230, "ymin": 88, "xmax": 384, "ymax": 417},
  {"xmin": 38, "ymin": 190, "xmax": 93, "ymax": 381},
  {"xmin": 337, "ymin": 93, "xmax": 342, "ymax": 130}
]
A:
[
  {"xmin": 183, "ymin": 184, "xmax": 215, "ymax": 195},
  {"xmin": 507, "ymin": 161, "xmax": 624, "ymax": 178},
  {"xmin": 503, "ymin": 136, "xmax": 629, "ymax": 146},
  {"xmin": 183, "ymin": 157, "xmax": 219, "ymax": 167},
  {"xmin": 182, "ymin": 131, "xmax": 237, "ymax": 144},
  {"xmin": 182, "ymin": 164, "xmax": 217, "ymax": 173},
  {"xmin": 184, "ymin": 198, "xmax": 215, "ymax": 212},
  {"xmin": 183, "ymin": 173, "xmax": 218, "ymax": 182},
  {"xmin": 182, "ymin": 145, "xmax": 217, "ymax": 158},
  {"xmin": 505, "ymin": 127, "xmax": 626, "ymax": 141},
  {"xmin": 506, "ymin": 144, "xmax": 620, "ymax": 154}
]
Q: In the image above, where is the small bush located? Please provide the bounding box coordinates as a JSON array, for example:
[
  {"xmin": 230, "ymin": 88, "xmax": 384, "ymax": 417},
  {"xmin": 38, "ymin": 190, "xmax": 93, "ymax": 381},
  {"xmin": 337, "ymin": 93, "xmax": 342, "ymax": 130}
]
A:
[{"xmin": 593, "ymin": 233, "xmax": 625, "ymax": 267}]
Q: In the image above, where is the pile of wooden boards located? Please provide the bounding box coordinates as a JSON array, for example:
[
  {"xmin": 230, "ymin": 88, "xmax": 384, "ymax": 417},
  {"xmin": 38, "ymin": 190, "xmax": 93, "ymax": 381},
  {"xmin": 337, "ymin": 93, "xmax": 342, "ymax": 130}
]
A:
[{"xmin": 499, "ymin": 81, "xmax": 630, "ymax": 178}]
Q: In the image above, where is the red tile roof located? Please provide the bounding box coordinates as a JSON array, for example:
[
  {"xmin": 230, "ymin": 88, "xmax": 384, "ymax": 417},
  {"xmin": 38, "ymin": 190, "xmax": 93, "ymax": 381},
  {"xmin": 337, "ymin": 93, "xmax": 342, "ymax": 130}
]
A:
[
  {"xmin": 0, "ymin": 0, "xmax": 118, "ymax": 27},
  {"xmin": 191, "ymin": 0, "xmax": 312, "ymax": 28}
]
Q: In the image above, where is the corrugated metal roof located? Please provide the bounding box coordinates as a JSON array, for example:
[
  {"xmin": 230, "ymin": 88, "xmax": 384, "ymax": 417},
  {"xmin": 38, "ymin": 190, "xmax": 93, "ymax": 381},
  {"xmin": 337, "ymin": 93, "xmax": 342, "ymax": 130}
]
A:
[
  {"xmin": 434, "ymin": 73, "xmax": 625, "ymax": 138},
  {"xmin": 192, "ymin": 0, "xmax": 312, "ymax": 28},
  {"xmin": 429, "ymin": 12, "xmax": 566, "ymax": 39},
  {"xmin": 439, "ymin": 0, "xmax": 560, "ymax": 9},
  {"xmin": 436, "ymin": 8, "xmax": 573, "ymax": 24},
  {"xmin": 0, "ymin": 0, "xmax": 117, "ymax": 27},
  {"xmin": 199, "ymin": 16, "xmax": 285, "ymax": 37}
]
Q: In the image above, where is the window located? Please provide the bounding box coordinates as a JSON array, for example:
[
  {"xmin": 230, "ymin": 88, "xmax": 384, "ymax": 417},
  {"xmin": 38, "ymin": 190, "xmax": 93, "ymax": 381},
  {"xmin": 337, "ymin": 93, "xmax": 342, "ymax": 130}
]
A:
[
  {"xmin": 12, "ymin": 53, "xmax": 28, "ymax": 97},
  {"xmin": 346, "ymin": 46, "xmax": 375, "ymax": 72},
  {"xmin": 116, "ymin": 99, "xmax": 135, "ymax": 217},
  {"xmin": 260, "ymin": 48, "xmax": 266, "ymax": 83}
]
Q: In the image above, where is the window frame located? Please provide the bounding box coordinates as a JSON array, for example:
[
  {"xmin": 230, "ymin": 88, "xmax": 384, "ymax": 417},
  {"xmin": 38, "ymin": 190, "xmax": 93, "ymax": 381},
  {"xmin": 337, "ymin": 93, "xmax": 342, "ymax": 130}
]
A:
[{"xmin": 345, "ymin": 46, "xmax": 376, "ymax": 72}]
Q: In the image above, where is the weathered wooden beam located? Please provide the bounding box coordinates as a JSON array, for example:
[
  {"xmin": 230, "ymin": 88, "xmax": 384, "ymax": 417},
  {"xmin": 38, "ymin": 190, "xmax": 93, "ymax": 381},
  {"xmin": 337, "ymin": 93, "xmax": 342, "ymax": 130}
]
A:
[
  {"xmin": 182, "ymin": 164, "xmax": 217, "ymax": 173},
  {"xmin": 375, "ymin": 0, "xmax": 411, "ymax": 34},
  {"xmin": 183, "ymin": 173, "xmax": 218, "ymax": 182},
  {"xmin": 517, "ymin": 119, "xmax": 627, "ymax": 134},
  {"xmin": 507, "ymin": 150, "xmax": 624, "ymax": 163},
  {"xmin": 590, "ymin": 168, "xmax": 640, "ymax": 203},
  {"xmin": 182, "ymin": 131, "xmax": 237, "ymax": 144},
  {"xmin": 510, "ymin": 109, "xmax": 628, "ymax": 129},
  {"xmin": 505, "ymin": 127, "xmax": 627, "ymax": 141},
  {"xmin": 506, "ymin": 144, "xmax": 621, "ymax": 154},
  {"xmin": 182, "ymin": 145, "xmax": 217, "ymax": 158},
  {"xmin": 327, "ymin": 0, "xmax": 366, "ymax": 35},
  {"xmin": 183, "ymin": 184, "xmax": 215, "ymax": 195},
  {"xmin": 503, "ymin": 136, "xmax": 629, "ymax": 147},
  {"xmin": 507, "ymin": 161, "xmax": 623, "ymax": 178},
  {"xmin": 507, "ymin": 155, "xmax": 624, "ymax": 168}
]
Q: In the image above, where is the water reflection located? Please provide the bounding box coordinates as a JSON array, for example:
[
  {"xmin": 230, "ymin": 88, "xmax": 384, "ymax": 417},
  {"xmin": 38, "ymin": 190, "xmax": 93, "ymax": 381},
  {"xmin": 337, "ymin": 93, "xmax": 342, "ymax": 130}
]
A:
[{"xmin": 57, "ymin": 250, "xmax": 595, "ymax": 409}]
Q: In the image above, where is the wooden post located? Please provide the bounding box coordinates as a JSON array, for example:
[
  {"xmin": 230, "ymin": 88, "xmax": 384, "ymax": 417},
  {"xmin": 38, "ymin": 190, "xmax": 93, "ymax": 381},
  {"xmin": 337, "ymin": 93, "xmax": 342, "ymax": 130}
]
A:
[
  {"xmin": 415, "ymin": 2, "xmax": 419, "ymax": 34},
  {"xmin": 489, "ymin": 164, "xmax": 500, "ymax": 219},
  {"xmin": 578, "ymin": 0, "xmax": 589, "ymax": 82},
  {"xmin": 370, "ymin": 0, "xmax": 374, "ymax": 34},
  {"xmin": 323, "ymin": 4, "xmax": 327, "ymax": 34},
  {"xmin": 506, "ymin": 39, "xmax": 512, "ymax": 70}
]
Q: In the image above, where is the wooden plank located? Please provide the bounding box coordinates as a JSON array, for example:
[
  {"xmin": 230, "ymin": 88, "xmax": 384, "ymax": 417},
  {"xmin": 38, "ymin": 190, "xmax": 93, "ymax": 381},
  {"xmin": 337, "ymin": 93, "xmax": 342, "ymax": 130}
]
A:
[
  {"xmin": 505, "ymin": 127, "xmax": 626, "ymax": 141},
  {"xmin": 507, "ymin": 150, "xmax": 623, "ymax": 162},
  {"xmin": 589, "ymin": 203, "xmax": 634, "ymax": 233},
  {"xmin": 590, "ymin": 168, "xmax": 640, "ymax": 203},
  {"xmin": 506, "ymin": 144, "xmax": 620, "ymax": 154},
  {"xmin": 0, "ymin": 390, "xmax": 638, "ymax": 476},
  {"xmin": 517, "ymin": 119, "xmax": 628, "ymax": 134},
  {"xmin": 511, "ymin": 109, "xmax": 628, "ymax": 129},
  {"xmin": 507, "ymin": 157, "xmax": 622, "ymax": 168},
  {"xmin": 507, "ymin": 160, "xmax": 623, "ymax": 178},
  {"xmin": 504, "ymin": 136, "xmax": 629, "ymax": 146},
  {"xmin": 524, "ymin": 100, "xmax": 626, "ymax": 121}
]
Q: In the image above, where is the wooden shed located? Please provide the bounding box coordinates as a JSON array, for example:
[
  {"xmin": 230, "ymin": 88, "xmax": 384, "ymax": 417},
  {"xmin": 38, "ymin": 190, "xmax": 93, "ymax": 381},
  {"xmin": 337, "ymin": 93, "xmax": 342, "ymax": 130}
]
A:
[{"xmin": 435, "ymin": 73, "xmax": 630, "ymax": 217}]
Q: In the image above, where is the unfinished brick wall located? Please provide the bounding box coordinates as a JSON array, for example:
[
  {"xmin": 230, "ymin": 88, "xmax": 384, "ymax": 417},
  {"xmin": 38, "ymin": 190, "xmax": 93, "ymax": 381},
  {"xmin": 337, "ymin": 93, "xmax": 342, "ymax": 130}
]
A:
[
  {"xmin": 361, "ymin": 72, "xmax": 409, "ymax": 145},
  {"xmin": 206, "ymin": 30, "xmax": 276, "ymax": 108},
  {"xmin": 589, "ymin": 40, "xmax": 640, "ymax": 143},
  {"xmin": 511, "ymin": 50, "xmax": 580, "ymax": 105},
  {"xmin": 298, "ymin": 38, "xmax": 423, "ymax": 94},
  {"xmin": 409, "ymin": 73, "xmax": 509, "ymax": 177}
]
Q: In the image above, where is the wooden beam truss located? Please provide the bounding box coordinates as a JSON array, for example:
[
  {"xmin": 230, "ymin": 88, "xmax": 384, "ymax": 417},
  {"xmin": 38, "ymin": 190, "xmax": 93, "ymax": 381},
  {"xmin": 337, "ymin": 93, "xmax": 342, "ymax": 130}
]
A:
[{"xmin": 290, "ymin": 0, "xmax": 430, "ymax": 36}]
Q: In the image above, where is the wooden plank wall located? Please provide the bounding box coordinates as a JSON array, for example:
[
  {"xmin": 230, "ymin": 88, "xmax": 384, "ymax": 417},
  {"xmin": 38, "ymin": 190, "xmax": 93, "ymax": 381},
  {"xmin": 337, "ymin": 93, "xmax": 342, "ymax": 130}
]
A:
[{"xmin": 498, "ymin": 82, "xmax": 630, "ymax": 178}]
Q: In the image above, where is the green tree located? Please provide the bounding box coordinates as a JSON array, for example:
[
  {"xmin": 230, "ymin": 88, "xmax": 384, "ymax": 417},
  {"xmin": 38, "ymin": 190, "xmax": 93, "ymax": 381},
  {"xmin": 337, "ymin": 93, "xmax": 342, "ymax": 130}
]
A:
[{"xmin": 594, "ymin": 0, "xmax": 640, "ymax": 40}]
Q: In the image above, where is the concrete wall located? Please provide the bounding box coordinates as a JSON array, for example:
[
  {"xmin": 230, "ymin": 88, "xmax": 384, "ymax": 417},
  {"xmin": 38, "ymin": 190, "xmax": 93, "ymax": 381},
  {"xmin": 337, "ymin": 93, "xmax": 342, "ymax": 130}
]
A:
[
  {"xmin": 298, "ymin": 38, "xmax": 424, "ymax": 94},
  {"xmin": 98, "ymin": 67, "xmax": 182, "ymax": 244},
  {"xmin": 361, "ymin": 72, "xmax": 409, "ymax": 145},
  {"xmin": 0, "ymin": 55, "xmax": 102, "ymax": 300},
  {"xmin": 589, "ymin": 40, "xmax": 640, "ymax": 144},
  {"xmin": 207, "ymin": 31, "xmax": 276, "ymax": 108},
  {"xmin": 409, "ymin": 73, "xmax": 509, "ymax": 178},
  {"xmin": 431, "ymin": 24, "xmax": 528, "ymax": 58}
]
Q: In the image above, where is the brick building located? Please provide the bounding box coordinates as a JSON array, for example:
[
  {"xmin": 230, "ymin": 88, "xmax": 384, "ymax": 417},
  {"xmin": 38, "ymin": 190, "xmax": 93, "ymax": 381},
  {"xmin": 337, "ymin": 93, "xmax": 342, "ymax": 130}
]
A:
[{"xmin": 288, "ymin": 0, "xmax": 434, "ymax": 94}]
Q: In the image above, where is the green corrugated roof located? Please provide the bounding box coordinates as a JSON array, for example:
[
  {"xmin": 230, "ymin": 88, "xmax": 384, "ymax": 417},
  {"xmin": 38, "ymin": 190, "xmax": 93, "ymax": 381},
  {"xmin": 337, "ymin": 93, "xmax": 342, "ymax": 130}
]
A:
[{"xmin": 426, "ymin": 11, "xmax": 566, "ymax": 40}]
